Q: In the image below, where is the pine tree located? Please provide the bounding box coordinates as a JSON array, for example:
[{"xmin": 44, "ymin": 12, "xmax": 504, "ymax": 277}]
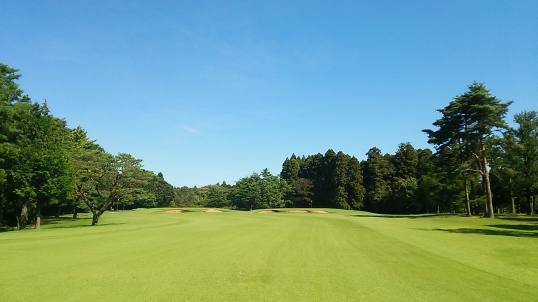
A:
[{"xmin": 423, "ymin": 82, "xmax": 512, "ymax": 217}]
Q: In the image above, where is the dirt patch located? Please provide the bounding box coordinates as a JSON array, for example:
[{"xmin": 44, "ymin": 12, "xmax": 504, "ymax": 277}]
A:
[
  {"xmin": 310, "ymin": 210, "xmax": 328, "ymax": 214},
  {"xmin": 287, "ymin": 210, "xmax": 309, "ymax": 213},
  {"xmin": 259, "ymin": 210, "xmax": 280, "ymax": 213},
  {"xmin": 163, "ymin": 209, "xmax": 184, "ymax": 213},
  {"xmin": 203, "ymin": 209, "xmax": 223, "ymax": 213}
]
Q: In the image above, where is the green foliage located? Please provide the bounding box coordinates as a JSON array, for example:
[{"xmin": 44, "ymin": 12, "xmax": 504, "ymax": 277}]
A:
[
  {"xmin": 72, "ymin": 147, "xmax": 153, "ymax": 225},
  {"xmin": 141, "ymin": 171, "xmax": 173, "ymax": 208},
  {"xmin": 0, "ymin": 73, "xmax": 73, "ymax": 229},
  {"xmin": 173, "ymin": 186, "xmax": 200, "ymax": 207},
  {"xmin": 362, "ymin": 147, "xmax": 393, "ymax": 213},
  {"xmin": 345, "ymin": 156, "xmax": 365, "ymax": 209},
  {"xmin": 288, "ymin": 178, "xmax": 314, "ymax": 207},
  {"xmin": 230, "ymin": 169, "xmax": 292, "ymax": 210},
  {"xmin": 495, "ymin": 111, "xmax": 538, "ymax": 215},
  {"xmin": 0, "ymin": 63, "xmax": 25, "ymax": 104},
  {"xmin": 281, "ymin": 150, "xmax": 365, "ymax": 209},
  {"xmin": 423, "ymin": 82, "xmax": 512, "ymax": 217},
  {"xmin": 206, "ymin": 185, "xmax": 231, "ymax": 208},
  {"xmin": 280, "ymin": 154, "xmax": 301, "ymax": 181}
]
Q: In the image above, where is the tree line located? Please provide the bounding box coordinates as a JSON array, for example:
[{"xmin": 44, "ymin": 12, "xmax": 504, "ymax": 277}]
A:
[
  {"xmin": 2, "ymin": 63, "xmax": 537, "ymax": 230},
  {"xmin": 168, "ymin": 82, "xmax": 537, "ymax": 217},
  {"xmin": 0, "ymin": 63, "xmax": 175, "ymax": 229}
]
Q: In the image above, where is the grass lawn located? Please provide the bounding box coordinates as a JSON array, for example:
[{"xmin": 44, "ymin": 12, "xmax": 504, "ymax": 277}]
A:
[{"xmin": 1, "ymin": 208, "xmax": 537, "ymax": 301}]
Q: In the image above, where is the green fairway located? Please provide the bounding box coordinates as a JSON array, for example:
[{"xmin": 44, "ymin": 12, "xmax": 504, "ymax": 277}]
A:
[{"xmin": 1, "ymin": 209, "xmax": 537, "ymax": 301}]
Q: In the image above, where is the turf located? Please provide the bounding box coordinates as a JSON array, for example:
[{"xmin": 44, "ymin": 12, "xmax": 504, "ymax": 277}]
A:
[{"xmin": 1, "ymin": 209, "xmax": 537, "ymax": 301}]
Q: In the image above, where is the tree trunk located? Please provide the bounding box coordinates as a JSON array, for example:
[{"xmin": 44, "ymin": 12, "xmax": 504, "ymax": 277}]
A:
[
  {"xmin": 464, "ymin": 178, "xmax": 472, "ymax": 217},
  {"xmin": 480, "ymin": 138, "xmax": 494, "ymax": 218},
  {"xmin": 526, "ymin": 188, "xmax": 534, "ymax": 216},
  {"xmin": 510, "ymin": 178, "xmax": 516, "ymax": 214},
  {"xmin": 511, "ymin": 197, "xmax": 516, "ymax": 214},
  {"xmin": 18, "ymin": 204, "xmax": 28, "ymax": 230},
  {"xmin": 92, "ymin": 213, "xmax": 100, "ymax": 226},
  {"xmin": 531, "ymin": 194, "xmax": 536, "ymax": 214},
  {"xmin": 72, "ymin": 206, "xmax": 78, "ymax": 219},
  {"xmin": 35, "ymin": 202, "xmax": 42, "ymax": 229},
  {"xmin": 55, "ymin": 204, "xmax": 61, "ymax": 218}
]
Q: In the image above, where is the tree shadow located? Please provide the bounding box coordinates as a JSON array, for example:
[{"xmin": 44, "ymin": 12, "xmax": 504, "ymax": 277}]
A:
[
  {"xmin": 0, "ymin": 221, "xmax": 126, "ymax": 232},
  {"xmin": 498, "ymin": 216, "xmax": 538, "ymax": 222},
  {"xmin": 350, "ymin": 214, "xmax": 462, "ymax": 219},
  {"xmin": 433, "ymin": 227, "xmax": 538, "ymax": 238},
  {"xmin": 44, "ymin": 216, "xmax": 92, "ymax": 221},
  {"xmin": 47, "ymin": 222, "xmax": 127, "ymax": 229},
  {"xmin": 0, "ymin": 226, "xmax": 15, "ymax": 233},
  {"xmin": 487, "ymin": 224, "xmax": 538, "ymax": 231}
]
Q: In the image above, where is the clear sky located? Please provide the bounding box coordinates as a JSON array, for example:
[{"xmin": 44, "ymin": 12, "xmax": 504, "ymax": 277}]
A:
[{"xmin": 2, "ymin": 0, "xmax": 537, "ymax": 187}]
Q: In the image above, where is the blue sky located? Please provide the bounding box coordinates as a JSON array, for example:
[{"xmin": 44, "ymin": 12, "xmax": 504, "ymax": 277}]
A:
[{"xmin": 2, "ymin": 0, "xmax": 537, "ymax": 187}]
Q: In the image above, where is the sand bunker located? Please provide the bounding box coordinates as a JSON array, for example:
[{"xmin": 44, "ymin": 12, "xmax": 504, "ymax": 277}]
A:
[
  {"xmin": 163, "ymin": 209, "xmax": 222, "ymax": 213},
  {"xmin": 259, "ymin": 209, "xmax": 329, "ymax": 214},
  {"xmin": 163, "ymin": 209, "xmax": 184, "ymax": 213}
]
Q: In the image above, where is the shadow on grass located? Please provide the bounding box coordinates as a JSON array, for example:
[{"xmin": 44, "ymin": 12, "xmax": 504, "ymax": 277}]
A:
[
  {"xmin": 487, "ymin": 224, "xmax": 538, "ymax": 231},
  {"xmin": 350, "ymin": 214, "xmax": 462, "ymax": 219},
  {"xmin": 433, "ymin": 227, "xmax": 538, "ymax": 238},
  {"xmin": 498, "ymin": 216, "xmax": 538, "ymax": 222},
  {"xmin": 0, "ymin": 226, "xmax": 15, "ymax": 232},
  {"xmin": 46, "ymin": 222, "xmax": 127, "ymax": 229},
  {"xmin": 42, "ymin": 216, "xmax": 92, "ymax": 223},
  {"xmin": 0, "ymin": 221, "xmax": 126, "ymax": 232}
]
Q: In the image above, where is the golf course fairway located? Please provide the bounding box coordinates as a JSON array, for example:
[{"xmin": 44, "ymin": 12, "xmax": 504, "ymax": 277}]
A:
[{"xmin": 1, "ymin": 208, "xmax": 537, "ymax": 301}]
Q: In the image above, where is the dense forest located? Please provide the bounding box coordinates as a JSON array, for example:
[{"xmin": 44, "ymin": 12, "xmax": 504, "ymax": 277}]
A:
[
  {"xmin": 1, "ymin": 63, "xmax": 537, "ymax": 230},
  {"xmin": 0, "ymin": 63, "xmax": 175, "ymax": 229}
]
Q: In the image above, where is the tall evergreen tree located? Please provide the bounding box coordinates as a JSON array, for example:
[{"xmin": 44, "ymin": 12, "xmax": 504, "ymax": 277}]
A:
[
  {"xmin": 346, "ymin": 156, "xmax": 365, "ymax": 209},
  {"xmin": 280, "ymin": 154, "xmax": 301, "ymax": 181},
  {"xmin": 362, "ymin": 147, "xmax": 393, "ymax": 213},
  {"xmin": 388, "ymin": 143, "xmax": 419, "ymax": 213},
  {"xmin": 144, "ymin": 172, "xmax": 174, "ymax": 208},
  {"xmin": 415, "ymin": 148, "xmax": 441, "ymax": 213},
  {"xmin": 500, "ymin": 111, "xmax": 538, "ymax": 215},
  {"xmin": 423, "ymin": 82, "xmax": 512, "ymax": 217},
  {"xmin": 299, "ymin": 153, "xmax": 324, "ymax": 206}
]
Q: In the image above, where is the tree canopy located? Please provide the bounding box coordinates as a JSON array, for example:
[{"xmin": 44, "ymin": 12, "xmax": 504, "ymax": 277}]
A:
[{"xmin": 423, "ymin": 82, "xmax": 512, "ymax": 218}]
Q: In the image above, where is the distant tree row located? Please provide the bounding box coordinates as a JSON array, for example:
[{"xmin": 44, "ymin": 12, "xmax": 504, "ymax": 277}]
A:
[
  {"xmin": 280, "ymin": 145, "xmax": 436, "ymax": 214},
  {"xmin": 152, "ymin": 82, "xmax": 537, "ymax": 218},
  {"xmin": 279, "ymin": 82, "xmax": 536, "ymax": 217},
  {"xmin": 0, "ymin": 63, "xmax": 175, "ymax": 229},
  {"xmin": 172, "ymin": 170, "xmax": 292, "ymax": 210}
]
